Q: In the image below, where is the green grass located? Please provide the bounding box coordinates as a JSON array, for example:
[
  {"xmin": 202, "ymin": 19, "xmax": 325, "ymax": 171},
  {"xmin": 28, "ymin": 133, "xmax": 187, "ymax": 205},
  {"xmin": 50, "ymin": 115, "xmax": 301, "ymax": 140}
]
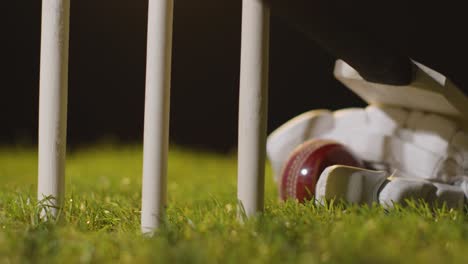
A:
[{"xmin": 0, "ymin": 146, "xmax": 467, "ymax": 263}]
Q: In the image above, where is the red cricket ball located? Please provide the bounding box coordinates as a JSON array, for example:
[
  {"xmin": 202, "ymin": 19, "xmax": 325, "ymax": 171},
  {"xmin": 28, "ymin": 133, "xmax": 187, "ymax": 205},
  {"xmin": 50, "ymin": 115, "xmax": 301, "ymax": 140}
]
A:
[{"xmin": 280, "ymin": 139, "xmax": 364, "ymax": 202}]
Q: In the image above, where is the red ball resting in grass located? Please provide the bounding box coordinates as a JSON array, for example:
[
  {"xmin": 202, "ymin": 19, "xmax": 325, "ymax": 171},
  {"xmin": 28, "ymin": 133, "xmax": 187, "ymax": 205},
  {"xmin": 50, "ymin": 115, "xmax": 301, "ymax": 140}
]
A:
[{"xmin": 280, "ymin": 139, "xmax": 364, "ymax": 202}]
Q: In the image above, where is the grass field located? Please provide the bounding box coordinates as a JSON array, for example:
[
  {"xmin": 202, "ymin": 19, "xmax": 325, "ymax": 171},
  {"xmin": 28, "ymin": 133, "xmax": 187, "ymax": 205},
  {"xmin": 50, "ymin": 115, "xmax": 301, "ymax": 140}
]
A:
[{"xmin": 0, "ymin": 146, "xmax": 467, "ymax": 263}]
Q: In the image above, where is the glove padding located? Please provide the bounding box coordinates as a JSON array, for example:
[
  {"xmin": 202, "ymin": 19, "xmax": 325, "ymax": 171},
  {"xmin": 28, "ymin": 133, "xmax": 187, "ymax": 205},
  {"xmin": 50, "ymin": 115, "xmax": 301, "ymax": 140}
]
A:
[{"xmin": 316, "ymin": 165, "xmax": 466, "ymax": 209}]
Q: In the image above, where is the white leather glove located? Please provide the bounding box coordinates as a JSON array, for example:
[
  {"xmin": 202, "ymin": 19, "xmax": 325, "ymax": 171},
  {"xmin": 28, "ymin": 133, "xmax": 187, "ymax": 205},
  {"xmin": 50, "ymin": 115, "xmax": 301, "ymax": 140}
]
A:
[{"xmin": 267, "ymin": 105, "xmax": 468, "ymax": 183}]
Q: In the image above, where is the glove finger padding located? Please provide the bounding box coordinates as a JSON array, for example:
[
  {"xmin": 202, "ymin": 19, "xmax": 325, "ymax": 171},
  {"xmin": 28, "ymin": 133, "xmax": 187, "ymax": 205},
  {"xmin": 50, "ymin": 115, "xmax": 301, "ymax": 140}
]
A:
[
  {"xmin": 378, "ymin": 178, "xmax": 437, "ymax": 209},
  {"xmin": 316, "ymin": 165, "xmax": 467, "ymax": 209},
  {"xmin": 432, "ymin": 183, "xmax": 466, "ymax": 209},
  {"xmin": 315, "ymin": 165, "xmax": 388, "ymax": 206},
  {"xmin": 379, "ymin": 178, "xmax": 465, "ymax": 209}
]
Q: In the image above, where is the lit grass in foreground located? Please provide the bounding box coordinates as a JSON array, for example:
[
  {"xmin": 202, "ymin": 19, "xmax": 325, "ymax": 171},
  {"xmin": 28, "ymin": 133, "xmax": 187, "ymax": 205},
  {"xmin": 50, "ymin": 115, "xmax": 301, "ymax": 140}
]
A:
[{"xmin": 0, "ymin": 146, "xmax": 467, "ymax": 263}]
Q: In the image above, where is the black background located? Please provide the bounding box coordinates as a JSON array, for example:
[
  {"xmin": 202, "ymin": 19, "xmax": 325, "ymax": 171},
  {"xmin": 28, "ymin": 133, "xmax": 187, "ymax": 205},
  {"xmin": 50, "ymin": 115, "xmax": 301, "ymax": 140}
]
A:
[{"xmin": 2, "ymin": 1, "xmax": 467, "ymax": 152}]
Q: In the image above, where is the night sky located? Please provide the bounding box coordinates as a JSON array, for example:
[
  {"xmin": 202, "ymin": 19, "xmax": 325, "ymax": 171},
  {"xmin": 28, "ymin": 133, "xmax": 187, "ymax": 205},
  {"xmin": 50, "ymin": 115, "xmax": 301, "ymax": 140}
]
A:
[{"xmin": 3, "ymin": 1, "xmax": 468, "ymax": 152}]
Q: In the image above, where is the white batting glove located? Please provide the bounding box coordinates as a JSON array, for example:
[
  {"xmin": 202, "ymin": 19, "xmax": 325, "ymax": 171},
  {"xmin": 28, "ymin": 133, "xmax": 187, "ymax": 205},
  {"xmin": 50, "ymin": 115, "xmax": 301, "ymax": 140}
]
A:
[{"xmin": 267, "ymin": 106, "xmax": 468, "ymax": 183}]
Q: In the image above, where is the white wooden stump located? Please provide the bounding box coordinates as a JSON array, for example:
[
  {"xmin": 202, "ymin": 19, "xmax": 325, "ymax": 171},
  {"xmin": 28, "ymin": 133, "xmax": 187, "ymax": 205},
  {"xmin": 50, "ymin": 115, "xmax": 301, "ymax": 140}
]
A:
[
  {"xmin": 38, "ymin": 0, "xmax": 71, "ymax": 216},
  {"xmin": 237, "ymin": 0, "xmax": 270, "ymax": 217},
  {"xmin": 141, "ymin": 0, "xmax": 174, "ymax": 233}
]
